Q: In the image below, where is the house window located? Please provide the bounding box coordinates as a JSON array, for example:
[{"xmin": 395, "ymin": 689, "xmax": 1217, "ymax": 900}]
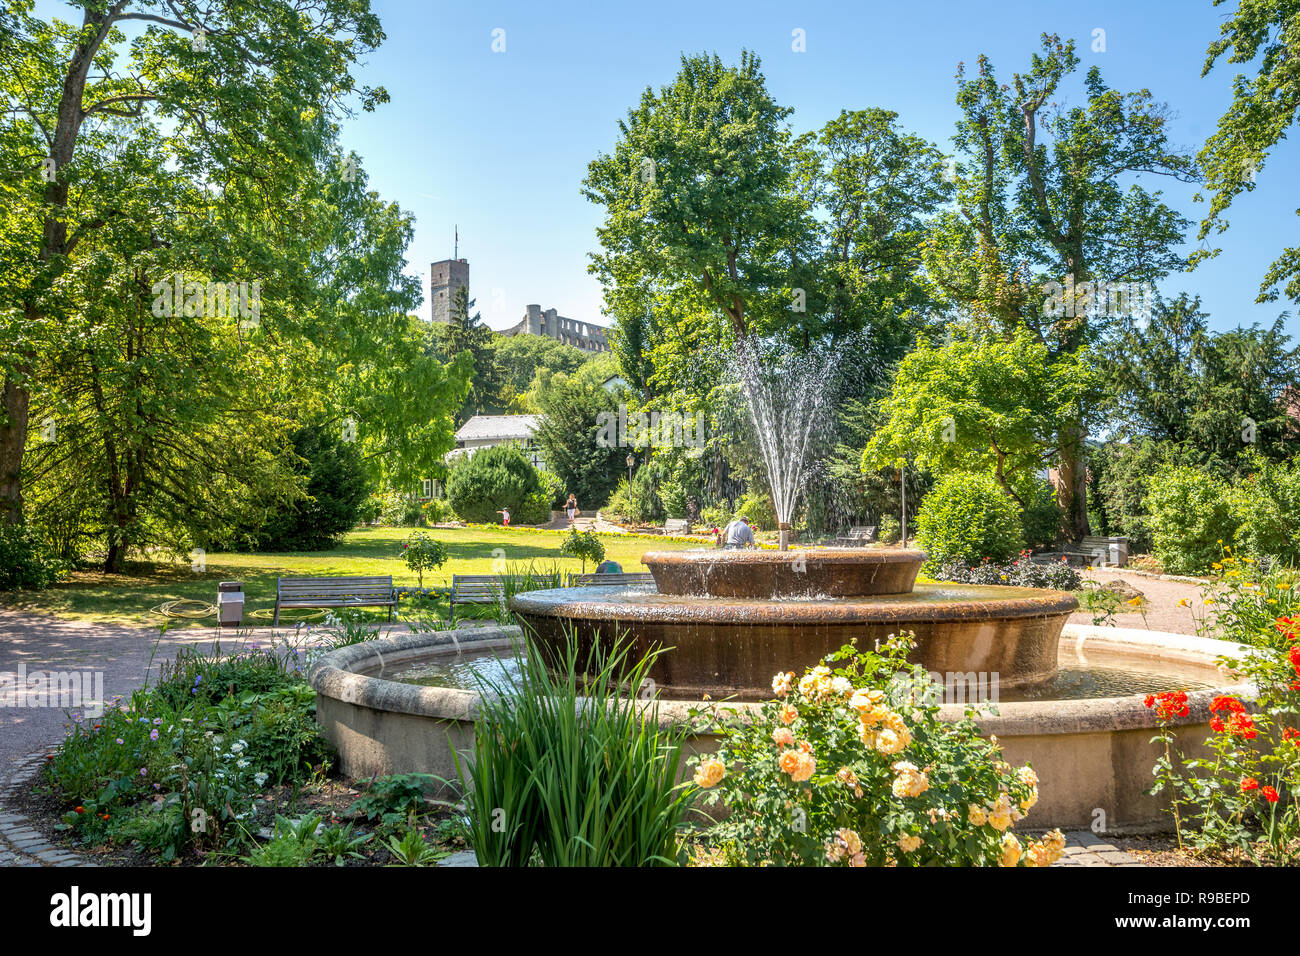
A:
[{"xmin": 421, "ymin": 478, "xmax": 433, "ymax": 500}]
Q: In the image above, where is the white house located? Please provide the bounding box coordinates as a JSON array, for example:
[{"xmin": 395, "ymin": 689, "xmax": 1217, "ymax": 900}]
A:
[{"xmin": 446, "ymin": 414, "xmax": 546, "ymax": 472}]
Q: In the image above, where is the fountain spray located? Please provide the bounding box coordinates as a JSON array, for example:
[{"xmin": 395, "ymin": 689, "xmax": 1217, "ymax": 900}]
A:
[{"xmin": 734, "ymin": 337, "xmax": 841, "ymax": 551}]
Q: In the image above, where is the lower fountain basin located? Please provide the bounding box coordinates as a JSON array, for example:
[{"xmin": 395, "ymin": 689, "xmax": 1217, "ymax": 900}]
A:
[
  {"xmin": 510, "ymin": 582, "xmax": 1079, "ymax": 698},
  {"xmin": 307, "ymin": 624, "xmax": 1252, "ymax": 832}
]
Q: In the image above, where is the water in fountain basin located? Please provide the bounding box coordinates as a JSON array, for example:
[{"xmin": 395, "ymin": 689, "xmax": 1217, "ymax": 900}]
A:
[{"xmin": 387, "ymin": 642, "xmax": 1217, "ymax": 702}]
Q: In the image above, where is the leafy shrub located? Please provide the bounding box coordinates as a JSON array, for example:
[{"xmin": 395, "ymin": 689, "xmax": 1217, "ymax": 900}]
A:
[
  {"xmin": 1232, "ymin": 455, "xmax": 1300, "ymax": 565},
  {"xmin": 420, "ymin": 497, "xmax": 452, "ymax": 525},
  {"xmin": 536, "ymin": 468, "xmax": 565, "ymax": 509},
  {"xmin": 456, "ymin": 634, "xmax": 693, "ymax": 866},
  {"xmin": 560, "ymin": 528, "xmax": 605, "ymax": 571},
  {"xmin": 1018, "ymin": 480, "xmax": 1062, "ymax": 550},
  {"xmin": 356, "ymin": 494, "xmax": 383, "ymax": 525},
  {"xmin": 935, "ymin": 552, "xmax": 1081, "ymax": 590},
  {"xmin": 1145, "ymin": 465, "xmax": 1240, "ymax": 575},
  {"xmin": 251, "ymin": 424, "xmax": 370, "ymax": 551},
  {"xmin": 347, "ymin": 774, "xmax": 434, "ymax": 828},
  {"xmin": 733, "ymin": 490, "xmax": 776, "ymax": 530},
  {"xmin": 445, "ymin": 444, "xmax": 542, "ymax": 524},
  {"xmin": 690, "ymin": 635, "xmax": 1065, "ymax": 867},
  {"xmin": 376, "ymin": 492, "xmax": 425, "ymax": 527},
  {"xmin": 877, "ymin": 514, "xmax": 901, "ymax": 545},
  {"xmin": 401, "ymin": 532, "xmax": 448, "ymax": 589},
  {"xmin": 699, "ymin": 503, "xmax": 731, "ymax": 530},
  {"xmin": 0, "ymin": 523, "xmax": 67, "ymax": 590},
  {"xmin": 515, "ymin": 489, "xmax": 552, "ymax": 525},
  {"xmin": 913, "ymin": 472, "xmax": 1024, "ymax": 573},
  {"xmin": 627, "ymin": 466, "xmax": 663, "ymax": 523},
  {"xmin": 660, "ymin": 479, "xmax": 688, "ymax": 519},
  {"xmin": 602, "ymin": 479, "xmax": 633, "ymax": 522}
]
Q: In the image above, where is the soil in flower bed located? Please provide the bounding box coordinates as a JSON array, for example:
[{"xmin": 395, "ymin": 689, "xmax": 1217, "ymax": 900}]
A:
[{"xmin": 10, "ymin": 768, "xmax": 467, "ymax": 867}]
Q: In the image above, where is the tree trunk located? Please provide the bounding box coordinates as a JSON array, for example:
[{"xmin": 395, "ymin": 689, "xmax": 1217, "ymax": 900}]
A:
[
  {"xmin": 0, "ymin": 369, "xmax": 30, "ymax": 525},
  {"xmin": 1056, "ymin": 422, "xmax": 1091, "ymax": 541}
]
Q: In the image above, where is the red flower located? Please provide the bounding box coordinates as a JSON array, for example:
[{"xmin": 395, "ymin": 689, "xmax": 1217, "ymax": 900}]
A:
[
  {"xmin": 1210, "ymin": 717, "xmax": 1225, "ymax": 733},
  {"xmin": 1226, "ymin": 712, "xmax": 1258, "ymax": 740},
  {"xmin": 1210, "ymin": 695, "xmax": 1245, "ymax": 715},
  {"xmin": 73, "ymin": 806, "xmax": 84, "ymax": 814},
  {"xmin": 1144, "ymin": 690, "xmax": 1190, "ymax": 720},
  {"xmin": 1283, "ymin": 728, "xmax": 1300, "ymax": 745},
  {"xmin": 1262, "ymin": 786, "xmax": 1280, "ymax": 803},
  {"xmin": 1276, "ymin": 617, "xmax": 1300, "ymax": 642},
  {"xmin": 1241, "ymin": 777, "xmax": 1259, "ymax": 793}
]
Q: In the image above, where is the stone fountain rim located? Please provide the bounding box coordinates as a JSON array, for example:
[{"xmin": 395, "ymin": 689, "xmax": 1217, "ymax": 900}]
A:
[
  {"xmin": 509, "ymin": 582, "xmax": 1079, "ymax": 623},
  {"xmin": 641, "ymin": 548, "xmax": 927, "ymax": 567},
  {"xmin": 308, "ymin": 623, "xmax": 1255, "ymax": 737}
]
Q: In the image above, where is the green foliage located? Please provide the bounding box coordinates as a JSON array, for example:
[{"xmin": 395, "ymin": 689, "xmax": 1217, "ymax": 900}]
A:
[
  {"xmin": 242, "ymin": 814, "xmax": 324, "ymax": 867},
  {"xmin": 431, "ymin": 286, "xmax": 502, "ymax": 424},
  {"xmin": 1145, "ymin": 465, "xmax": 1240, "ymax": 575},
  {"xmin": 0, "ymin": 1, "xmax": 468, "ymax": 559},
  {"xmin": 913, "ymin": 472, "xmax": 1024, "ymax": 573},
  {"xmin": 383, "ymin": 829, "xmax": 447, "ymax": 866},
  {"xmin": 1018, "ymin": 480, "xmax": 1062, "ymax": 550},
  {"xmin": 0, "ymin": 522, "xmax": 66, "ymax": 590},
  {"xmin": 532, "ymin": 358, "xmax": 628, "ymax": 509},
  {"xmin": 248, "ymin": 425, "xmax": 371, "ymax": 552},
  {"xmin": 401, "ymin": 532, "xmax": 449, "ymax": 589},
  {"xmin": 317, "ymin": 821, "xmax": 373, "ymax": 866},
  {"xmin": 559, "ymin": 528, "xmax": 606, "ymax": 572},
  {"xmin": 1196, "ymin": 0, "xmax": 1300, "ymax": 304},
  {"xmin": 445, "ymin": 444, "xmax": 542, "ymax": 524},
  {"xmin": 863, "ymin": 328, "xmax": 1099, "ymax": 513},
  {"xmin": 492, "ymin": 335, "xmax": 590, "ymax": 412},
  {"xmin": 733, "ymin": 490, "xmax": 777, "ymax": 531},
  {"xmin": 45, "ymin": 634, "xmax": 332, "ymax": 861},
  {"xmin": 1101, "ymin": 296, "xmax": 1299, "ymax": 465},
  {"xmin": 1232, "ymin": 455, "xmax": 1300, "ymax": 565},
  {"xmin": 877, "ymin": 514, "xmax": 901, "ymax": 545},
  {"xmin": 456, "ymin": 633, "xmax": 693, "ymax": 867},
  {"xmin": 347, "ymin": 774, "xmax": 433, "ymax": 828},
  {"xmin": 692, "ymin": 636, "xmax": 1062, "ymax": 867}
]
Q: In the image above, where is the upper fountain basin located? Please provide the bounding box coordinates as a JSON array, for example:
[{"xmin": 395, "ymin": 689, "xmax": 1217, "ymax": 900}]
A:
[{"xmin": 642, "ymin": 547, "xmax": 926, "ymax": 599}]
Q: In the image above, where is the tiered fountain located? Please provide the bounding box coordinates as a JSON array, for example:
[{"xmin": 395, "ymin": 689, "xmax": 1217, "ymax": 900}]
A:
[
  {"xmin": 511, "ymin": 548, "xmax": 1078, "ymax": 701},
  {"xmin": 309, "ymin": 337, "xmax": 1251, "ymax": 831}
]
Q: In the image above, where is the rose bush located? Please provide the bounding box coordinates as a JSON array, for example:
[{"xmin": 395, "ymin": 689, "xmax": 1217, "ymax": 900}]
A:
[{"xmin": 687, "ymin": 633, "xmax": 1065, "ymax": 867}]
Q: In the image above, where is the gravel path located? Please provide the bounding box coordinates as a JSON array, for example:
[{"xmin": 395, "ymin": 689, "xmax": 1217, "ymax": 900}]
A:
[{"xmin": 1068, "ymin": 567, "xmax": 1210, "ymax": 636}]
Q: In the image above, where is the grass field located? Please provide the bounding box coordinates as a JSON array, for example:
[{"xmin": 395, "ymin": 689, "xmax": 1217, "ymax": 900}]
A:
[{"xmin": 0, "ymin": 525, "xmax": 708, "ymax": 628}]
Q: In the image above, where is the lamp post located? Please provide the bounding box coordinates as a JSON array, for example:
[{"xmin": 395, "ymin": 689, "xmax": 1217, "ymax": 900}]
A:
[{"xmin": 626, "ymin": 452, "xmax": 635, "ymax": 485}]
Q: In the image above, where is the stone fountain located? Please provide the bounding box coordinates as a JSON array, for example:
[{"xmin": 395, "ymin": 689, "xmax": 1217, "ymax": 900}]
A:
[{"xmin": 511, "ymin": 547, "xmax": 1078, "ymax": 700}]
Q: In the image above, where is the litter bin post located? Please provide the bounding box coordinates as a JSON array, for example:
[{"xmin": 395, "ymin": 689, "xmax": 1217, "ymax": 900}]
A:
[{"xmin": 217, "ymin": 581, "xmax": 244, "ymax": 628}]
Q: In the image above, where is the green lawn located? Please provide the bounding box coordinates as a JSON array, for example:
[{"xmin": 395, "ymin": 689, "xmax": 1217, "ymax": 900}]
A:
[{"xmin": 0, "ymin": 525, "xmax": 707, "ymax": 628}]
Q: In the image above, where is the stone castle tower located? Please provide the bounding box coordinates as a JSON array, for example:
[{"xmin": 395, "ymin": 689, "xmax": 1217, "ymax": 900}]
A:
[{"xmin": 429, "ymin": 258, "xmax": 469, "ymax": 324}]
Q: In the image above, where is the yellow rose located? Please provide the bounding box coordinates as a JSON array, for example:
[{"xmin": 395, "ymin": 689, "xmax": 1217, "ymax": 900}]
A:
[
  {"xmin": 897, "ymin": 833, "xmax": 922, "ymax": 854},
  {"xmin": 693, "ymin": 758, "xmax": 725, "ymax": 788},
  {"xmin": 998, "ymin": 833, "xmax": 1022, "ymax": 867}
]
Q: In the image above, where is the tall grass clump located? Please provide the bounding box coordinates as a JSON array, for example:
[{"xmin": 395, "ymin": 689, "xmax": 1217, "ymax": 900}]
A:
[{"xmin": 454, "ymin": 630, "xmax": 695, "ymax": 866}]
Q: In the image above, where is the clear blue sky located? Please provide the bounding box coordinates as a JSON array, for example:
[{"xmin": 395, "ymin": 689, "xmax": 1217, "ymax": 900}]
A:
[{"xmin": 336, "ymin": 0, "xmax": 1296, "ymax": 337}]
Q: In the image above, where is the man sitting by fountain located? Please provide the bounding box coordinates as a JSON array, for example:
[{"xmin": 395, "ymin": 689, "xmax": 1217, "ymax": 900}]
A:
[{"xmin": 723, "ymin": 515, "xmax": 756, "ymax": 549}]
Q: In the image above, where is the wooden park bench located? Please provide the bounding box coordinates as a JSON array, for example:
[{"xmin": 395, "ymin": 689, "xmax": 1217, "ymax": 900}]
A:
[
  {"xmin": 662, "ymin": 518, "xmax": 692, "ymax": 535},
  {"xmin": 448, "ymin": 574, "xmax": 508, "ymax": 624},
  {"xmin": 834, "ymin": 525, "xmax": 877, "ymax": 547},
  {"xmin": 1080, "ymin": 535, "xmax": 1129, "ymax": 568},
  {"xmin": 274, "ymin": 575, "xmax": 396, "ymax": 625},
  {"xmin": 565, "ymin": 571, "xmax": 656, "ymax": 588}
]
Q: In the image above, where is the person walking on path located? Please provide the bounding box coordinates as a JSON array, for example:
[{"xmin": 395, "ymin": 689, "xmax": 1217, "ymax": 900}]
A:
[
  {"xmin": 565, "ymin": 493, "xmax": 579, "ymax": 525},
  {"xmin": 497, "ymin": 507, "xmax": 511, "ymax": 526}
]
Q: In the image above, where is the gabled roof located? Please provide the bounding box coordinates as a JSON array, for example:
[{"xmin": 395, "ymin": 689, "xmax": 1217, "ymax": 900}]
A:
[{"xmin": 454, "ymin": 414, "xmax": 542, "ymax": 443}]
